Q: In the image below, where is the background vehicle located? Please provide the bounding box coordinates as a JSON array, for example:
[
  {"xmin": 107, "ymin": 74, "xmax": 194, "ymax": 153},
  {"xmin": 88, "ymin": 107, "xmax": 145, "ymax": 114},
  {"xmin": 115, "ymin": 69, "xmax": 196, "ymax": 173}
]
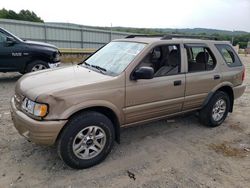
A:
[
  {"xmin": 11, "ymin": 35, "xmax": 246, "ymax": 169},
  {"xmin": 0, "ymin": 27, "xmax": 60, "ymax": 73}
]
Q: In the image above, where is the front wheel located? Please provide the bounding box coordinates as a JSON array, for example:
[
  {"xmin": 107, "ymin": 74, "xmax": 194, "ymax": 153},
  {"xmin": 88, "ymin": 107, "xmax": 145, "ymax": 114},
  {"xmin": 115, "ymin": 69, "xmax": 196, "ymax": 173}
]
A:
[
  {"xmin": 199, "ymin": 91, "xmax": 230, "ymax": 127},
  {"xmin": 57, "ymin": 111, "xmax": 115, "ymax": 169},
  {"xmin": 25, "ymin": 60, "xmax": 49, "ymax": 73}
]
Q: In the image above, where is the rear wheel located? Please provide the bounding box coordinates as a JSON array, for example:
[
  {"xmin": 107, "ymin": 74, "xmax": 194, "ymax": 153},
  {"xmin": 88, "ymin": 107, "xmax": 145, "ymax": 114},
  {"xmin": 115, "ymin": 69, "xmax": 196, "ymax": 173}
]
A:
[
  {"xmin": 57, "ymin": 111, "xmax": 115, "ymax": 169},
  {"xmin": 25, "ymin": 60, "xmax": 49, "ymax": 73},
  {"xmin": 199, "ymin": 91, "xmax": 230, "ymax": 127}
]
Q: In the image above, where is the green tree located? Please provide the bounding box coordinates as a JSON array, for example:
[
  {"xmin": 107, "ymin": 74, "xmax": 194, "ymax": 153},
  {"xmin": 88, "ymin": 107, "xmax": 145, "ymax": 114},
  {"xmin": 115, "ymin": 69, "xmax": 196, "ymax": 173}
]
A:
[{"xmin": 0, "ymin": 8, "xmax": 43, "ymax": 22}]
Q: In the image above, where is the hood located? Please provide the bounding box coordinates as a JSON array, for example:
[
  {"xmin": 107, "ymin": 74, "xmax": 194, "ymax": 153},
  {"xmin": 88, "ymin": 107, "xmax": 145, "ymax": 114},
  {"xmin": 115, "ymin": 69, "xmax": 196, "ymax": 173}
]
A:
[
  {"xmin": 16, "ymin": 65, "xmax": 113, "ymax": 101},
  {"xmin": 23, "ymin": 40, "xmax": 57, "ymax": 49}
]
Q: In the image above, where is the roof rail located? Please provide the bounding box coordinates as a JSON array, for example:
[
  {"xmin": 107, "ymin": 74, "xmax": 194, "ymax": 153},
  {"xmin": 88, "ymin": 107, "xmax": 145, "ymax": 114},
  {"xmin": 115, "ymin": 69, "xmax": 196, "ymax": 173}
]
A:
[
  {"xmin": 161, "ymin": 34, "xmax": 218, "ymax": 40},
  {"xmin": 125, "ymin": 34, "xmax": 163, "ymax": 38},
  {"xmin": 125, "ymin": 34, "xmax": 218, "ymax": 40}
]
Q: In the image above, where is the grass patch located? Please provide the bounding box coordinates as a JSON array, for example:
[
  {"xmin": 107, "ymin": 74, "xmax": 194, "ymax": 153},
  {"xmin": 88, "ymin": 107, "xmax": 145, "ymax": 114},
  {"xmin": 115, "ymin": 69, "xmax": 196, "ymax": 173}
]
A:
[
  {"xmin": 60, "ymin": 56, "xmax": 83, "ymax": 64},
  {"xmin": 229, "ymin": 123, "xmax": 244, "ymax": 132},
  {"xmin": 209, "ymin": 142, "xmax": 249, "ymax": 158}
]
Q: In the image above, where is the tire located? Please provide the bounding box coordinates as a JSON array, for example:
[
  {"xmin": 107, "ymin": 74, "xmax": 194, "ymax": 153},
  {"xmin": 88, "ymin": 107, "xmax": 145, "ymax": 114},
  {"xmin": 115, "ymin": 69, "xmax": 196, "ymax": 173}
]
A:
[
  {"xmin": 199, "ymin": 91, "xmax": 230, "ymax": 127},
  {"xmin": 18, "ymin": 71, "xmax": 24, "ymax": 75},
  {"xmin": 25, "ymin": 60, "xmax": 49, "ymax": 73},
  {"xmin": 57, "ymin": 111, "xmax": 115, "ymax": 169}
]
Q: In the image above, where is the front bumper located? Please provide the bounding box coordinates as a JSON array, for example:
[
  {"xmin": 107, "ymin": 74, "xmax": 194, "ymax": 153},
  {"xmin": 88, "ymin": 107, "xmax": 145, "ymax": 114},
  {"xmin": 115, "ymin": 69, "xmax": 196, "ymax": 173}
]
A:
[
  {"xmin": 10, "ymin": 97, "xmax": 67, "ymax": 145},
  {"xmin": 48, "ymin": 62, "xmax": 60, "ymax": 69}
]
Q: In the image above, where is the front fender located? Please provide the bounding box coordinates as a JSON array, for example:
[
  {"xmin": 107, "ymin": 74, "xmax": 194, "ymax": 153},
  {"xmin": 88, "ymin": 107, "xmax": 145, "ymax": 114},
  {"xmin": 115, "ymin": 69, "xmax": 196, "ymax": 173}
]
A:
[{"xmin": 60, "ymin": 100, "xmax": 124, "ymax": 125}]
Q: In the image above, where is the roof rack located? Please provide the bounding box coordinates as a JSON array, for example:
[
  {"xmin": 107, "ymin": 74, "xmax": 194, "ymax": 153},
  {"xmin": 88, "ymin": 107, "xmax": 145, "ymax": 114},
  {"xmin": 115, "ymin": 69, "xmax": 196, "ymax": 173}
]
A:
[
  {"xmin": 125, "ymin": 34, "xmax": 163, "ymax": 38},
  {"xmin": 161, "ymin": 34, "xmax": 218, "ymax": 40},
  {"xmin": 125, "ymin": 34, "xmax": 218, "ymax": 40}
]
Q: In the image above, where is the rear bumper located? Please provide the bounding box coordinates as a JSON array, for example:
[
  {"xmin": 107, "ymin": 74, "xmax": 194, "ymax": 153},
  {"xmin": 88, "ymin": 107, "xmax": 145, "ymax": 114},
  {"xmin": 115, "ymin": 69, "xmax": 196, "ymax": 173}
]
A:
[
  {"xmin": 10, "ymin": 97, "xmax": 66, "ymax": 145},
  {"xmin": 233, "ymin": 84, "xmax": 246, "ymax": 99}
]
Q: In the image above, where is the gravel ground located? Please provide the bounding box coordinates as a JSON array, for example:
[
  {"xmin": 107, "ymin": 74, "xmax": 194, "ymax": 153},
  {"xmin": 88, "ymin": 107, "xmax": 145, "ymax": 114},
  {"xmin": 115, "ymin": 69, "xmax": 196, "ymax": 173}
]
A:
[{"xmin": 0, "ymin": 56, "xmax": 250, "ymax": 188}]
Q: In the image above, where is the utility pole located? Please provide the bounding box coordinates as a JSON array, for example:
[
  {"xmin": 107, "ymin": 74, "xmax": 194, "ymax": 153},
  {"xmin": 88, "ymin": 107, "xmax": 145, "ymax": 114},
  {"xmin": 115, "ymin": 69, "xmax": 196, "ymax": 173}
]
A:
[
  {"xmin": 231, "ymin": 30, "xmax": 234, "ymax": 45},
  {"xmin": 110, "ymin": 23, "xmax": 112, "ymax": 42}
]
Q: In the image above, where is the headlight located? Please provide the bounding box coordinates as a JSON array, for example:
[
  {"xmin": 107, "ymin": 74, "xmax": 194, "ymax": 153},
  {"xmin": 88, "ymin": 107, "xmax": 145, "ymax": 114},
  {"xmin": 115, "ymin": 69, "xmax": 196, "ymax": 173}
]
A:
[
  {"xmin": 22, "ymin": 98, "xmax": 48, "ymax": 117},
  {"xmin": 53, "ymin": 52, "xmax": 60, "ymax": 62}
]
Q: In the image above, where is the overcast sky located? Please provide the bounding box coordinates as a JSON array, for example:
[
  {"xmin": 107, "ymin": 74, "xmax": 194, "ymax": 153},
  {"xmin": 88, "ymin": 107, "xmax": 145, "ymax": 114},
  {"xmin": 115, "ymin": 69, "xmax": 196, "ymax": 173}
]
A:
[{"xmin": 1, "ymin": 0, "xmax": 250, "ymax": 31}]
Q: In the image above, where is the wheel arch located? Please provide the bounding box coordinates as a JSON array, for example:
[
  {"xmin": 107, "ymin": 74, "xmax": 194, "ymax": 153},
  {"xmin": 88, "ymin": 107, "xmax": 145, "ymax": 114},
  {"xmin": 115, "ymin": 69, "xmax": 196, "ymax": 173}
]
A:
[
  {"xmin": 23, "ymin": 57, "xmax": 50, "ymax": 73},
  {"xmin": 203, "ymin": 85, "xmax": 234, "ymax": 112},
  {"xmin": 56, "ymin": 106, "xmax": 121, "ymax": 144}
]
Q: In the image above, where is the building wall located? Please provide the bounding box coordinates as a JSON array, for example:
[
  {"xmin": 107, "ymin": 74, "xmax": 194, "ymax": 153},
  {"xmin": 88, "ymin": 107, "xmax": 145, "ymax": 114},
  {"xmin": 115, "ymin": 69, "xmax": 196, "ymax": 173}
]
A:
[{"xmin": 0, "ymin": 19, "xmax": 132, "ymax": 49}]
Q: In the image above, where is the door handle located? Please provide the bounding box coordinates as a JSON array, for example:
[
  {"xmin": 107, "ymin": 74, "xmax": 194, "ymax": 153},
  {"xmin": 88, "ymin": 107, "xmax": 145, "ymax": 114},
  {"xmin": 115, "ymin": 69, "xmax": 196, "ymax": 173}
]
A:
[
  {"xmin": 174, "ymin": 80, "xmax": 182, "ymax": 86},
  {"xmin": 214, "ymin": 75, "xmax": 220, "ymax": 80}
]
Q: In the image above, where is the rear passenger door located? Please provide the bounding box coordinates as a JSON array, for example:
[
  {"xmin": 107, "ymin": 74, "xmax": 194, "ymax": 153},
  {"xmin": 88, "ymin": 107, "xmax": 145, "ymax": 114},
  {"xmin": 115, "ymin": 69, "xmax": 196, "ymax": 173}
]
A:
[{"xmin": 183, "ymin": 43, "xmax": 221, "ymax": 111}]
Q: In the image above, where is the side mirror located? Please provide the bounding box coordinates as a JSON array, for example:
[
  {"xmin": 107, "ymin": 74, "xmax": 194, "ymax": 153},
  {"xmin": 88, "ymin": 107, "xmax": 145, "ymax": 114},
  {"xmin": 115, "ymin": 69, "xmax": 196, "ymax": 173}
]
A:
[
  {"xmin": 5, "ymin": 36, "xmax": 16, "ymax": 46},
  {"xmin": 132, "ymin": 67, "xmax": 154, "ymax": 80}
]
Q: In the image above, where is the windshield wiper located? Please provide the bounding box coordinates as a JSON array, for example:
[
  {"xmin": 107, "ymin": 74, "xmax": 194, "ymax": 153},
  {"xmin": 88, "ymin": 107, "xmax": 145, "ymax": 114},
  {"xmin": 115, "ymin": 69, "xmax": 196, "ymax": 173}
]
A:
[
  {"xmin": 90, "ymin": 65, "xmax": 107, "ymax": 72},
  {"xmin": 81, "ymin": 61, "xmax": 92, "ymax": 69},
  {"xmin": 81, "ymin": 62, "xmax": 107, "ymax": 74},
  {"xmin": 82, "ymin": 61, "xmax": 90, "ymax": 66}
]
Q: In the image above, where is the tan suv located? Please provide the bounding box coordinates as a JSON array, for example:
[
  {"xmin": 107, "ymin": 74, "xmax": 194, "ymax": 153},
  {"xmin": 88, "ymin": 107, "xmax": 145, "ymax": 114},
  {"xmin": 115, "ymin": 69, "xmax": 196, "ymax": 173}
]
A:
[{"xmin": 11, "ymin": 35, "xmax": 246, "ymax": 169}]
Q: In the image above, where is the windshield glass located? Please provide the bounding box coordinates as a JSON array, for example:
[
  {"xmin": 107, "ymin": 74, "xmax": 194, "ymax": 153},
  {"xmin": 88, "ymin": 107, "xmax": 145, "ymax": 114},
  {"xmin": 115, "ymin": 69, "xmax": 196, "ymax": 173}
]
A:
[{"xmin": 84, "ymin": 41, "xmax": 146, "ymax": 76}]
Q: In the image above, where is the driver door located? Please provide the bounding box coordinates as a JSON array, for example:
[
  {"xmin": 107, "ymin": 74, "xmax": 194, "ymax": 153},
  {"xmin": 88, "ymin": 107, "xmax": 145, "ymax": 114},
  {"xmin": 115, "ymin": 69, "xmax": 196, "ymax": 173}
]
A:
[
  {"xmin": 124, "ymin": 44, "xmax": 185, "ymax": 125},
  {"xmin": 0, "ymin": 31, "xmax": 26, "ymax": 71}
]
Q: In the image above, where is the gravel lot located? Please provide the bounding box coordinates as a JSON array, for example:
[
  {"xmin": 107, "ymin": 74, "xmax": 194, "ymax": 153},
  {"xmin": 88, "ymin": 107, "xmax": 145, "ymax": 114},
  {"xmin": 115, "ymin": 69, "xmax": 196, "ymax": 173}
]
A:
[{"xmin": 0, "ymin": 56, "xmax": 250, "ymax": 188}]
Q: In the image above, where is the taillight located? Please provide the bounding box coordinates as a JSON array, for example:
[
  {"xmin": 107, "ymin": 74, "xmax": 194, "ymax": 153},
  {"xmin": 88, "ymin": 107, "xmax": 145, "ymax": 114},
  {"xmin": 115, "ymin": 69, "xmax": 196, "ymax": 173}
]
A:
[{"xmin": 242, "ymin": 66, "xmax": 246, "ymax": 81}]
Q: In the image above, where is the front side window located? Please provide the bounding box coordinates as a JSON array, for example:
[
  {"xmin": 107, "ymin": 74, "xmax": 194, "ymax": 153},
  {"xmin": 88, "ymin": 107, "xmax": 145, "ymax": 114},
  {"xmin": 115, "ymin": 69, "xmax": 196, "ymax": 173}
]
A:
[
  {"xmin": 0, "ymin": 32, "xmax": 7, "ymax": 43},
  {"xmin": 186, "ymin": 45, "xmax": 216, "ymax": 72},
  {"xmin": 138, "ymin": 44, "xmax": 181, "ymax": 77},
  {"xmin": 83, "ymin": 41, "xmax": 146, "ymax": 76},
  {"xmin": 215, "ymin": 44, "xmax": 242, "ymax": 67}
]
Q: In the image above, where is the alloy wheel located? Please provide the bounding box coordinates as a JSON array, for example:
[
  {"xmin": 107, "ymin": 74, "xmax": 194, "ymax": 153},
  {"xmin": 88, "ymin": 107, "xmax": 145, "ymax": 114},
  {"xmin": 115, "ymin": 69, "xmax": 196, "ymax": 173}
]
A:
[{"xmin": 72, "ymin": 126, "xmax": 106, "ymax": 160}]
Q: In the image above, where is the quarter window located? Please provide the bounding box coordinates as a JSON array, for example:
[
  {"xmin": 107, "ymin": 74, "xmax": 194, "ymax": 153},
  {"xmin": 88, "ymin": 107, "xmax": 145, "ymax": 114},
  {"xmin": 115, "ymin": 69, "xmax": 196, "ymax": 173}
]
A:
[
  {"xmin": 186, "ymin": 45, "xmax": 216, "ymax": 72},
  {"xmin": 215, "ymin": 44, "xmax": 242, "ymax": 67}
]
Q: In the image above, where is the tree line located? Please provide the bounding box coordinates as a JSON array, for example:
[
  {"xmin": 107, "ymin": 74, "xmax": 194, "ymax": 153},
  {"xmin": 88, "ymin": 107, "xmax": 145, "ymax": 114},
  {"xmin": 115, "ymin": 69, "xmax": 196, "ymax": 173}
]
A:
[{"xmin": 0, "ymin": 8, "xmax": 43, "ymax": 23}]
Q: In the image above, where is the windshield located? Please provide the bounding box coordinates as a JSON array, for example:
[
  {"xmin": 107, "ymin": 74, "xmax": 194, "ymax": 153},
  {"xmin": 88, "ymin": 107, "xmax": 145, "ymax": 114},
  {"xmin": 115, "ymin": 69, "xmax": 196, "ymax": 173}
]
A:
[{"xmin": 83, "ymin": 41, "xmax": 146, "ymax": 76}]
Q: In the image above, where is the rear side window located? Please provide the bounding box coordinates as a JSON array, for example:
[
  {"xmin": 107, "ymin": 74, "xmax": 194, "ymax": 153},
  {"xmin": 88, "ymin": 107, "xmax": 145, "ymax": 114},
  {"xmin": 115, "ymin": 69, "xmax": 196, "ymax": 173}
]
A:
[
  {"xmin": 215, "ymin": 44, "xmax": 242, "ymax": 67},
  {"xmin": 185, "ymin": 45, "xmax": 216, "ymax": 72}
]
